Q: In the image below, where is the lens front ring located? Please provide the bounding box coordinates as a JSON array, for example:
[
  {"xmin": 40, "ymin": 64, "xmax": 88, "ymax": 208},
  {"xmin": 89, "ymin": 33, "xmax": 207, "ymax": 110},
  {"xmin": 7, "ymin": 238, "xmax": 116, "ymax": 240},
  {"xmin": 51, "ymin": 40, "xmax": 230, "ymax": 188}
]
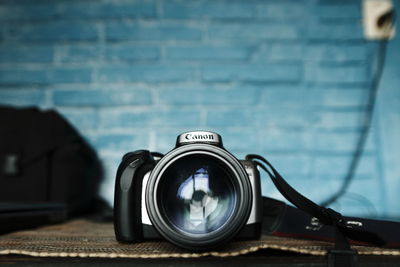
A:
[{"xmin": 146, "ymin": 144, "xmax": 252, "ymax": 250}]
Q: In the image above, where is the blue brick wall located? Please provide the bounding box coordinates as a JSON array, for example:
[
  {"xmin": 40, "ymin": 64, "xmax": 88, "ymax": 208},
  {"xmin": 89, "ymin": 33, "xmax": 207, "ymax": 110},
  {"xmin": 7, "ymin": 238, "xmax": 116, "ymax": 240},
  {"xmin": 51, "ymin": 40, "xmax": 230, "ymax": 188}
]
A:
[{"xmin": 0, "ymin": 0, "xmax": 399, "ymax": 219}]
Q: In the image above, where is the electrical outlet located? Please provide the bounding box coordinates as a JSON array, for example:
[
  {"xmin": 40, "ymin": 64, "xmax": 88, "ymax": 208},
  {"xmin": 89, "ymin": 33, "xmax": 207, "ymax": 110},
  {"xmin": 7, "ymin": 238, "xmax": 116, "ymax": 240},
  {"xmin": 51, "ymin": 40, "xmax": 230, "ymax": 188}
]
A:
[{"xmin": 362, "ymin": 0, "xmax": 395, "ymax": 40}]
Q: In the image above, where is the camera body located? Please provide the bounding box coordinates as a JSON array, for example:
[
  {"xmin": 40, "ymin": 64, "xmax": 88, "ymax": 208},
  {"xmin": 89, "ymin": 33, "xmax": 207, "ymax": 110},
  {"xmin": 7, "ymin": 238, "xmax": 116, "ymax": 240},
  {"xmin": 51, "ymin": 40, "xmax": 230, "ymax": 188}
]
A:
[{"xmin": 114, "ymin": 131, "xmax": 262, "ymax": 250}]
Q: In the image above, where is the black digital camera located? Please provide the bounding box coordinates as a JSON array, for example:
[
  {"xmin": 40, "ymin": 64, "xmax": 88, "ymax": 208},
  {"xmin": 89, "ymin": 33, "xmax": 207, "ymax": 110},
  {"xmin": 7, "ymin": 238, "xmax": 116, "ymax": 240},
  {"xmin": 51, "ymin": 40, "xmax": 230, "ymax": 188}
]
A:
[{"xmin": 114, "ymin": 131, "xmax": 262, "ymax": 250}]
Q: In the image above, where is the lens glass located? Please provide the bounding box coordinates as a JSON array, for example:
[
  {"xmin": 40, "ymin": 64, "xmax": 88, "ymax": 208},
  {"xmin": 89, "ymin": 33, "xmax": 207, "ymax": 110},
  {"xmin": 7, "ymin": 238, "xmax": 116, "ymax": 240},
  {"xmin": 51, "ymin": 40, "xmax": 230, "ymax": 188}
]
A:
[{"xmin": 157, "ymin": 154, "xmax": 236, "ymax": 235}]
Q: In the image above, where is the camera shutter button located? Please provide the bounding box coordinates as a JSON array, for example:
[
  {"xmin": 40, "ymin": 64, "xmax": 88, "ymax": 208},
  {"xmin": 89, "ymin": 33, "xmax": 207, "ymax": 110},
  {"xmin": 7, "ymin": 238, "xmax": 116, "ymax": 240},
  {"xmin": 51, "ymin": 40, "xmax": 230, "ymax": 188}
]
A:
[{"xmin": 120, "ymin": 158, "xmax": 144, "ymax": 191}]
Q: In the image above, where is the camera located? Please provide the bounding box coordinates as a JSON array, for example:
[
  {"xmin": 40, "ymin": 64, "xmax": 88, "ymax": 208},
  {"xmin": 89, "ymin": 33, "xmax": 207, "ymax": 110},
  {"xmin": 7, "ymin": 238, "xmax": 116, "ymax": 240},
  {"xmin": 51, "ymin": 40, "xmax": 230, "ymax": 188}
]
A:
[{"xmin": 114, "ymin": 131, "xmax": 262, "ymax": 250}]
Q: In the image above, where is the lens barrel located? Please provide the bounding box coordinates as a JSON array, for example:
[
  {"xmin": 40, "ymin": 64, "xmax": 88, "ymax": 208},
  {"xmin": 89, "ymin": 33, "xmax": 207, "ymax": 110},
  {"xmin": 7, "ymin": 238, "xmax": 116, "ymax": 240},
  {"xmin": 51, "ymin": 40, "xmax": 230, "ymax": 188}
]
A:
[{"xmin": 146, "ymin": 144, "xmax": 252, "ymax": 250}]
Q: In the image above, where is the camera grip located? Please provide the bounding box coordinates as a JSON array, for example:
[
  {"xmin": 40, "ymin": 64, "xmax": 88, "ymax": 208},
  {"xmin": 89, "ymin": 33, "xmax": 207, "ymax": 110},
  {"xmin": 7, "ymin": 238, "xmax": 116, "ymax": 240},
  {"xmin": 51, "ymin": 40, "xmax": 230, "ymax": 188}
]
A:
[{"xmin": 114, "ymin": 150, "xmax": 154, "ymax": 242}]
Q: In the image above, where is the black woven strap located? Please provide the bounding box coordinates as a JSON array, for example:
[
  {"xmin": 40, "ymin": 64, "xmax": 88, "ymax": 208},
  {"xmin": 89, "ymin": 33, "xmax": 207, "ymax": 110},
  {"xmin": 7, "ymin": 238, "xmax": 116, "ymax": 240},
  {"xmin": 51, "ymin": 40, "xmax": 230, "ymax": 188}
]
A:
[{"xmin": 246, "ymin": 154, "xmax": 387, "ymax": 267}]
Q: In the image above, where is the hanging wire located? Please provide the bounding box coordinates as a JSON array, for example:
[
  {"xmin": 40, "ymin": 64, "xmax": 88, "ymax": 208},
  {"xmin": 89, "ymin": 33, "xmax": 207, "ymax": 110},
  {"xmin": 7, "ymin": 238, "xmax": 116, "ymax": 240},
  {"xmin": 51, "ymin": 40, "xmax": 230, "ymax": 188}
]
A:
[{"xmin": 320, "ymin": 11, "xmax": 396, "ymax": 207}]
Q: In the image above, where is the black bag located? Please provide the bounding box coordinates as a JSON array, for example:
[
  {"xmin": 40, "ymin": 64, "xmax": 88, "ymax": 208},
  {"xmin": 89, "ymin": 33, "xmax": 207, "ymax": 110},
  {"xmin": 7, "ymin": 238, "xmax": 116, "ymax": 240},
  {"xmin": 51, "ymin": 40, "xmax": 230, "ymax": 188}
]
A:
[{"xmin": 0, "ymin": 106, "xmax": 102, "ymax": 218}]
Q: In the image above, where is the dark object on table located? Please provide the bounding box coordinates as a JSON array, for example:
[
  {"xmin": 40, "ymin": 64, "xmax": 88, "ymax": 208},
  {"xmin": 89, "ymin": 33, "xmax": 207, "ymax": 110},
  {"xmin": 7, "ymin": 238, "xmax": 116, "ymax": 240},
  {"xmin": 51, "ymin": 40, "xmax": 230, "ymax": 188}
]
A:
[
  {"xmin": 0, "ymin": 202, "xmax": 66, "ymax": 234},
  {"xmin": 0, "ymin": 106, "xmax": 103, "ymax": 234}
]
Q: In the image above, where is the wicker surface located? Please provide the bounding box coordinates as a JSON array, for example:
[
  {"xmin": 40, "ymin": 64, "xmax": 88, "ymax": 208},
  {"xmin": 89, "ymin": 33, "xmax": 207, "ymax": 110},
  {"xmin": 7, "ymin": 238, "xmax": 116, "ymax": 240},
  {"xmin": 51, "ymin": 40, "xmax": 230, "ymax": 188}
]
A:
[{"xmin": 0, "ymin": 219, "xmax": 399, "ymax": 258}]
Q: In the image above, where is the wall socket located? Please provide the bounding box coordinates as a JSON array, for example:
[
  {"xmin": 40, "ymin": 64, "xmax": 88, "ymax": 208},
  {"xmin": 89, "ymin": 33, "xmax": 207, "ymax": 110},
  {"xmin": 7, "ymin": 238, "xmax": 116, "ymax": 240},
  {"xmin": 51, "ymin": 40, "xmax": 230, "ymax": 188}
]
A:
[{"xmin": 362, "ymin": 0, "xmax": 396, "ymax": 40}]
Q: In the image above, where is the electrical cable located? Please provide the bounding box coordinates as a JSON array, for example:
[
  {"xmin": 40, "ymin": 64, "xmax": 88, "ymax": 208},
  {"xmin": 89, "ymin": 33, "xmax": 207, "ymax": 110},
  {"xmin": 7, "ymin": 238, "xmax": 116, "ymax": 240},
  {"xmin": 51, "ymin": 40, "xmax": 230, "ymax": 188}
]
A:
[{"xmin": 320, "ymin": 11, "xmax": 395, "ymax": 207}]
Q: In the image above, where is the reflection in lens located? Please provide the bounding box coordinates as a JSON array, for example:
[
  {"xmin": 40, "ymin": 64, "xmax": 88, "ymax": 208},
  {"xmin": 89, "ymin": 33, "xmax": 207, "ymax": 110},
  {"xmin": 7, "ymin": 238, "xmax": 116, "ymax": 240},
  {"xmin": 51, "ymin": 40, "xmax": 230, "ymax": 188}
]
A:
[
  {"xmin": 158, "ymin": 155, "xmax": 236, "ymax": 235},
  {"xmin": 178, "ymin": 168, "xmax": 223, "ymax": 232}
]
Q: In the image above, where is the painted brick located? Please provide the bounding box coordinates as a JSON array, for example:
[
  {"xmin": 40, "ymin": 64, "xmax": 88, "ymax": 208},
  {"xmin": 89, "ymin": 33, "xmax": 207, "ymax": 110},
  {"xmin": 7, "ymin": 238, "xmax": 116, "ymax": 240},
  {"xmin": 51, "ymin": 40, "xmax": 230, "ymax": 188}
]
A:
[
  {"xmin": 259, "ymin": 130, "xmax": 307, "ymax": 152},
  {"xmin": 10, "ymin": 22, "xmax": 98, "ymax": 42},
  {"xmin": 106, "ymin": 23, "xmax": 202, "ymax": 41},
  {"xmin": 314, "ymin": 110, "xmax": 364, "ymax": 130},
  {"xmin": 305, "ymin": 64, "xmax": 367, "ymax": 85},
  {"xmin": 311, "ymin": 88, "xmax": 367, "ymax": 108},
  {"xmin": 309, "ymin": 131, "xmax": 375, "ymax": 153},
  {"xmin": 93, "ymin": 133, "xmax": 149, "ymax": 151},
  {"xmin": 57, "ymin": 108, "xmax": 98, "ymax": 130},
  {"xmin": 255, "ymin": 44, "xmax": 304, "ymax": 62},
  {"xmin": 52, "ymin": 88, "xmax": 152, "ymax": 106},
  {"xmin": 206, "ymin": 107, "xmax": 309, "ymax": 128},
  {"xmin": 0, "ymin": 68, "xmax": 91, "ymax": 84},
  {"xmin": 97, "ymin": 65, "xmax": 195, "ymax": 83},
  {"xmin": 313, "ymin": 154, "xmax": 378, "ymax": 177},
  {"xmin": 206, "ymin": 109, "xmax": 253, "ymax": 127},
  {"xmin": 56, "ymin": 2, "xmax": 156, "ymax": 19},
  {"xmin": 0, "ymin": 2, "xmax": 154, "ymax": 22},
  {"xmin": 48, "ymin": 68, "xmax": 92, "ymax": 83},
  {"xmin": 0, "ymin": 25, "xmax": 5, "ymax": 41},
  {"xmin": 305, "ymin": 44, "xmax": 367, "ymax": 63},
  {"xmin": 0, "ymin": 4, "xmax": 57, "ymax": 21},
  {"xmin": 307, "ymin": 21, "xmax": 363, "ymax": 40},
  {"xmin": 57, "ymin": 45, "xmax": 100, "ymax": 63},
  {"xmin": 155, "ymin": 131, "xmax": 183, "ymax": 153},
  {"xmin": 257, "ymin": 3, "xmax": 306, "ymax": 19},
  {"xmin": 202, "ymin": 63, "xmax": 301, "ymax": 82},
  {"xmin": 105, "ymin": 45, "xmax": 159, "ymax": 62},
  {"xmin": 260, "ymin": 86, "xmax": 311, "ymax": 107},
  {"xmin": 165, "ymin": 45, "xmax": 253, "ymax": 61},
  {"xmin": 159, "ymin": 86, "xmax": 259, "ymax": 106},
  {"xmin": 0, "ymin": 45, "xmax": 54, "ymax": 63},
  {"xmin": 262, "ymin": 153, "xmax": 312, "ymax": 176},
  {"xmin": 0, "ymin": 70, "xmax": 46, "ymax": 85},
  {"xmin": 162, "ymin": 2, "xmax": 257, "ymax": 19},
  {"xmin": 314, "ymin": 4, "xmax": 361, "ymax": 20},
  {"xmin": 253, "ymin": 107, "xmax": 312, "ymax": 128},
  {"xmin": 99, "ymin": 109, "xmax": 201, "ymax": 129},
  {"xmin": 208, "ymin": 23, "xmax": 302, "ymax": 40},
  {"xmin": 0, "ymin": 89, "xmax": 45, "ymax": 106}
]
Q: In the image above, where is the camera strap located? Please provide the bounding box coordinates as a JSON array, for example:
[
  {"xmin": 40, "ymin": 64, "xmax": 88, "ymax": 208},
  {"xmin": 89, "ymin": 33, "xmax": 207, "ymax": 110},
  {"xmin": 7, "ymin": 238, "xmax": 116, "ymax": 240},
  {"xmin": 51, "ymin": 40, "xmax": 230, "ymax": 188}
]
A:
[{"xmin": 246, "ymin": 154, "xmax": 400, "ymax": 267}]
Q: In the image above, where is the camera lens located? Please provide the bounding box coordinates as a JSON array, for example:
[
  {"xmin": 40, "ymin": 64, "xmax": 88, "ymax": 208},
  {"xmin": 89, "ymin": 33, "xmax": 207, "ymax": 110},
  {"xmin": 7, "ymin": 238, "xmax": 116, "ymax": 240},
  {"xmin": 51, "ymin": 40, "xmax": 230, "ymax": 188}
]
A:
[
  {"xmin": 146, "ymin": 145, "xmax": 252, "ymax": 250},
  {"xmin": 158, "ymin": 154, "xmax": 236, "ymax": 235}
]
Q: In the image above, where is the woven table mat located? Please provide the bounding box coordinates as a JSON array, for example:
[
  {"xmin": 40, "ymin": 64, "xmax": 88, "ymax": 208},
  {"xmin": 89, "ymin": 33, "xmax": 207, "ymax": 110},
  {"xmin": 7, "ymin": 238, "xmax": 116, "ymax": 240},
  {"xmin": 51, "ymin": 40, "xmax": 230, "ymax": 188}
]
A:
[{"xmin": 0, "ymin": 219, "xmax": 399, "ymax": 258}]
